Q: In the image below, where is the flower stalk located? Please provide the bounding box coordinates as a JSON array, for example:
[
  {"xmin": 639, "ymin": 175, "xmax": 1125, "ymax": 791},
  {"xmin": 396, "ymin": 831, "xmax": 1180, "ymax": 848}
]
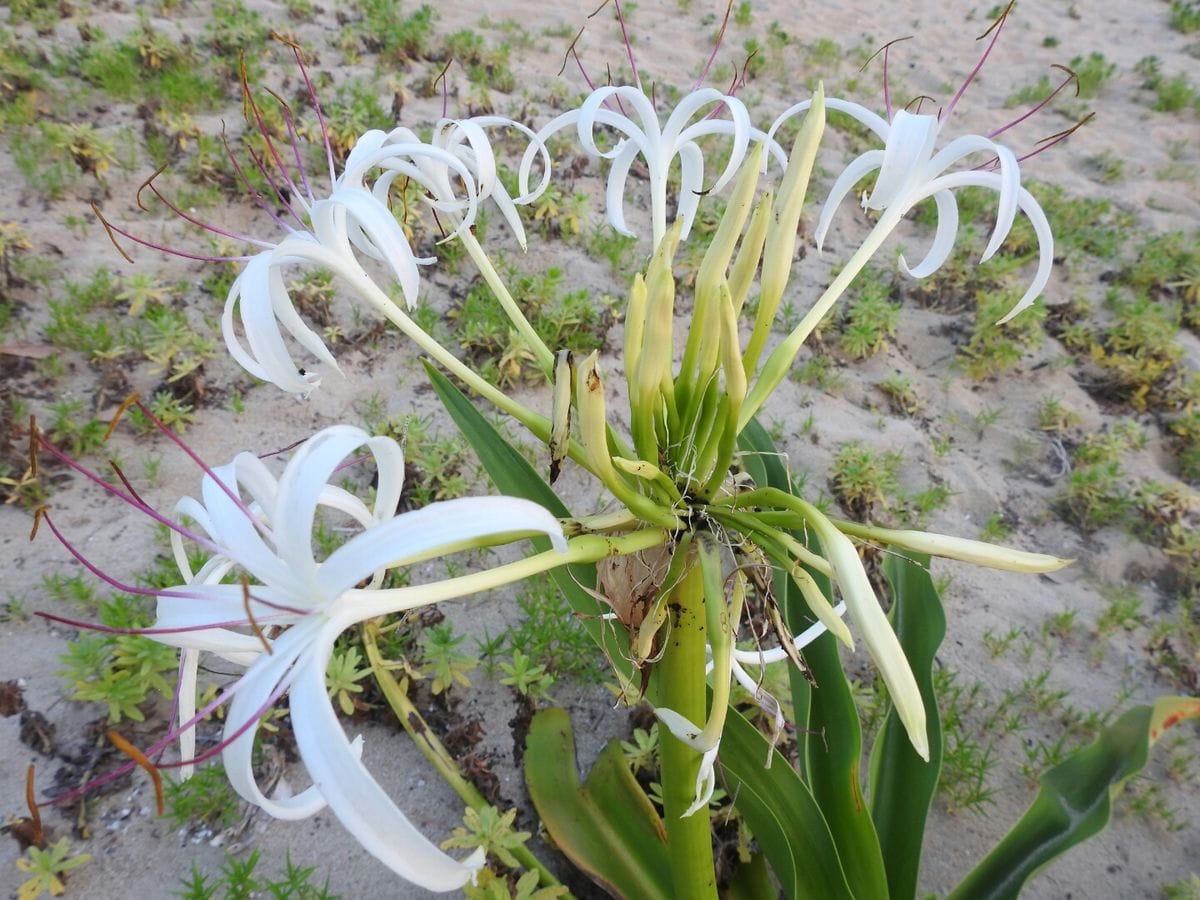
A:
[
  {"xmin": 360, "ymin": 622, "xmax": 560, "ymax": 889},
  {"xmin": 656, "ymin": 554, "xmax": 718, "ymax": 899}
]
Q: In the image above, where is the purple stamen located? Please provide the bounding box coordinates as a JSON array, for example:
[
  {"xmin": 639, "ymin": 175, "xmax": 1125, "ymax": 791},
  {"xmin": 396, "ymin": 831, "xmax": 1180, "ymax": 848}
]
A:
[
  {"xmin": 93, "ymin": 204, "xmax": 252, "ymax": 264},
  {"xmin": 274, "ymin": 33, "xmax": 337, "ymax": 185},
  {"xmin": 987, "ymin": 64, "xmax": 1079, "ymax": 140},
  {"xmin": 43, "ymin": 671, "xmax": 266, "ymax": 807},
  {"xmin": 693, "ymin": 0, "xmax": 733, "ymax": 91},
  {"xmin": 157, "ymin": 670, "xmax": 293, "ymax": 771},
  {"xmin": 240, "ymin": 60, "xmax": 309, "ymax": 221},
  {"xmin": 1017, "ymin": 112, "xmax": 1094, "ymax": 162},
  {"xmin": 267, "ymin": 88, "xmax": 317, "ymax": 207},
  {"xmin": 243, "ymin": 141, "xmax": 309, "ymax": 232},
  {"xmin": 36, "ymin": 609, "xmax": 290, "ymax": 636},
  {"xmin": 943, "ymin": 0, "xmax": 1014, "ymax": 122},
  {"xmin": 109, "ymin": 459, "xmax": 148, "ymax": 509},
  {"xmin": 123, "ymin": 397, "xmax": 260, "ymax": 527},
  {"xmin": 883, "ymin": 43, "xmax": 892, "ymax": 120},
  {"xmin": 973, "ymin": 112, "xmax": 1094, "ymax": 171},
  {"xmin": 34, "ymin": 434, "xmax": 224, "ymax": 554},
  {"xmin": 137, "ymin": 171, "xmax": 275, "ymax": 250},
  {"xmin": 609, "ymin": 0, "xmax": 641, "ymax": 91},
  {"xmin": 439, "ymin": 59, "xmax": 451, "ymax": 120},
  {"xmin": 905, "ymin": 94, "xmax": 935, "ymax": 115},
  {"xmin": 861, "ymin": 37, "xmax": 912, "ymax": 123},
  {"xmin": 219, "ymin": 126, "xmax": 299, "ymax": 234},
  {"xmin": 34, "ymin": 508, "xmax": 311, "ymax": 617},
  {"xmin": 37, "ymin": 510, "xmax": 186, "ymax": 599}
]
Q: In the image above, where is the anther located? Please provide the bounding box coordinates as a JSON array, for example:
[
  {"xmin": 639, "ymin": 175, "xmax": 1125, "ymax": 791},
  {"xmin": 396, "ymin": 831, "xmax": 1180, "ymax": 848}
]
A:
[
  {"xmin": 106, "ymin": 730, "xmax": 165, "ymax": 816},
  {"xmin": 104, "ymin": 393, "xmax": 141, "ymax": 442}
]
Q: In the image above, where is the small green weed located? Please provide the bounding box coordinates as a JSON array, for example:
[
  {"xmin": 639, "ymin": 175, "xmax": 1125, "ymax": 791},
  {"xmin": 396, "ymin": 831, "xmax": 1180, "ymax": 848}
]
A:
[
  {"xmin": 1070, "ymin": 52, "xmax": 1116, "ymax": 99},
  {"xmin": 957, "ymin": 289, "xmax": 1045, "ymax": 380},
  {"xmin": 1096, "ymin": 586, "xmax": 1144, "ymax": 637},
  {"xmin": 839, "ymin": 269, "xmax": 900, "ymax": 359},
  {"xmin": 831, "ymin": 441, "xmax": 902, "ymax": 519},
  {"xmin": 58, "ymin": 589, "xmax": 178, "ymax": 724},
  {"xmin": 325, "ymin": 646, "xmax": 372, "ymax": 715},
  {"xmin": 419, "ymin": 624, "xmax": 476, "ymax": 695},
  {"xmin": 1136, "ymin": 56, "xmax": 1200, "ymax": 113},
  {"xmin": 934, "ymin": 667, "xmax": 998, "ymax": 813},
  {"xmin": 178, "ymin": 849, "xmax": 337, "ymax": 900},
  {"xmin": 1058, "ymin": 425, "xmax": 1144, "ymax": 530},
  {"xmin": 16, "ymin": 838, "xmax": 91, "ymax": 900},
  {"xmin": 443, "ymin": 805, "xmax": 532, "ymax": 870},
  {"xmin": 1171, "ymin": 0, "xmax": 1200, "ymax": 32},
  {"xmin": 878, "ymin": 375, "xmax": 920, "ymax": 416},
  {"xmin": 507, "ymin": 574, "xmax": 605, "ymax": 682},
  {"xmin": 165, "ymin": 764, "xmax": 242, "ymax": 831}
]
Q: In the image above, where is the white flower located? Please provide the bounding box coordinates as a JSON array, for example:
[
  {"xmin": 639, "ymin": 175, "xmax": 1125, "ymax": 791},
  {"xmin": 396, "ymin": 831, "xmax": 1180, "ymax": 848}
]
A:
[
  {"xmin": 217, "ymin": 127, "xmax": 481, "ymax": 396},
  {"xmin": 369, "ymin": 117, "xmax": 550, "ymax": 251},
  {"xmin": 768, "ymin": 97, "xmax": 1051, "ymax": 324},
  {"xmin": 768, "ymin": 5, "xmax": 1077, "ymax": 325},
  {"xmin": 521, "ymin": 86, "xmax": 760, "ymax": 248},
  {"xmin": 98, "ymin": 48, "xmax": 492, "ymax": 396},
  {"xmin": 154, "ymin": 425, "xmax": 566, "ymax": 892}
]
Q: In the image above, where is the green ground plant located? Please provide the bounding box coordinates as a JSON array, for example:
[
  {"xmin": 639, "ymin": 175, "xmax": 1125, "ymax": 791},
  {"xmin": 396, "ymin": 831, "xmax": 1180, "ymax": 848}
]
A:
[{"xmin": 178, "ymin": 850, "xmax": 338, "ymax": 900}]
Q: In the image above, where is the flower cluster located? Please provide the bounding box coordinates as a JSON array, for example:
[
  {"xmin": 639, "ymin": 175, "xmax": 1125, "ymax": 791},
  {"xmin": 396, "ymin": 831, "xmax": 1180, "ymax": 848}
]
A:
[{"xmin": 44, "ymin": 12, "xmax": 1089, "ymax": 891}]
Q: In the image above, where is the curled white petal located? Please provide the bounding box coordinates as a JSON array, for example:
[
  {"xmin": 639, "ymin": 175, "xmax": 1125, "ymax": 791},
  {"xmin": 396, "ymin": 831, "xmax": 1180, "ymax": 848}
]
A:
[
  {"xmin": 289, "ymin": 618, "xmax": 485, "ymax": 891},
  {"xmin": 898, "ymin": 189, "xmax": 959, "ymax": 278},
  {"xmin": 221, "ymin": 251, "xmax": 319, "ymax": 396},
  {"xmin": 907, "ymin": 172, "xmax": 1053, "ymax": 322},
  {"xmin": 813, "ymin": 150, "xmax": 884, "ymax": 251},
  {"xmin": 729, "ymin": 600, "xmax": 848, "ymax": 666},
  {"xmin": 222, "ymin": 621, "xmax": 331, "ymax": 819},
  {"xmin": 529, "ymin": 85, "xmax": 759, "ymax": 244},
  {"xmin": 653, "ymin": 707, "xmax": 719, "ymax": 818}
]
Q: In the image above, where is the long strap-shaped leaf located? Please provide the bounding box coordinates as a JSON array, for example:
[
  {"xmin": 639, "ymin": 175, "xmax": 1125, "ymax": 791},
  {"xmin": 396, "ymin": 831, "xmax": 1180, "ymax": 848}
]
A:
[
  {"xmin": 719, "ymin": 706, "xmax": 855, "ymax": 900},
  {"xmin": 868, "ymin": 551, "xmax": 945, "ymax": 900},
  {"xmin": 948, "ymin": 696, "xmax": 1200, "ymax": 900},
  {"xmin": 740, "ymin": 420, "xmax": 888, "ymax": 899},
  {"xmin": 526, "ymin": 708, "xmax": 674, "ymax": 899}
]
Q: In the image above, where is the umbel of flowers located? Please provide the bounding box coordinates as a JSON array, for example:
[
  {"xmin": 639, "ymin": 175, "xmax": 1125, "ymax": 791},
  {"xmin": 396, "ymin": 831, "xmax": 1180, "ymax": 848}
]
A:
[{"xmin": 43, "ymin": 14, "xmax": 1113, "ymax": 896}]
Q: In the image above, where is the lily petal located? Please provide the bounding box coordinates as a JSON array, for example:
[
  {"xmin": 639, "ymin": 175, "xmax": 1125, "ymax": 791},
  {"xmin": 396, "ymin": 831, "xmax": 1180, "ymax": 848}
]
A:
[
  {"xmin": 222, "ymin": 619, "xmax": 332, "ymax": 819},
  {"xmin": 812, "ymin": 150, "xmax": 884, "ymax": 251},
  {"xmin": 898, "ymin": 188, "xmax": 960, "ymax": 278},
  {"xmin": 289, "ymin": 617, "xmax": 485, "ymax": 891},
  {"xmin": 316, "ymin": 495, "xmax": 566, "ymax": 599},
  {"xmin": 912, "ymin": 172, "xmax": 1053, "ymax": 321},
  {"xmin": 221, "ymin": 251, "xmax": 317, "ymax": 395}
]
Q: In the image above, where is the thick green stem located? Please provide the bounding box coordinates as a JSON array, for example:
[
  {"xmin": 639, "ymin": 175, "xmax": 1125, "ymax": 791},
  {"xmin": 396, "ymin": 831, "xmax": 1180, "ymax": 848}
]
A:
[
  {"xmin": 657, "ymin": 557, "xmax": 718, "ymax": 899},
  {"xmin": 361, "ymin": 622, "xmax": 561, "ymax": 888}
]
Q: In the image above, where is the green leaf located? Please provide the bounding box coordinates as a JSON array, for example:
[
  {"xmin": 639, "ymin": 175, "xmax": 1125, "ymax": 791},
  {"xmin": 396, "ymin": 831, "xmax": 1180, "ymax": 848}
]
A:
[
  {"xmin": 719, "ymin": 707, "xmax": 854, "ymax": 900},
  {"xmin": 949, "ymin": 696, "xmax": 1200, "ymax": 900},
  {"xmin": 869, "ymin": 551, "xmax": 945, "ymax": 900},
  {"xmin": 740, "ymin": 418, "xmax": 888, "ymax": 900},
  {"xmin": 424, "ymin": 362, "xmax": 631, "ymax": 678},
  {"xmin": 721, "ymin": 853, "xmax": 775, "ymax": 900},
  {"xmin": 525, "ymin": 707, "xmax": 673, "ymax": 899}
]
